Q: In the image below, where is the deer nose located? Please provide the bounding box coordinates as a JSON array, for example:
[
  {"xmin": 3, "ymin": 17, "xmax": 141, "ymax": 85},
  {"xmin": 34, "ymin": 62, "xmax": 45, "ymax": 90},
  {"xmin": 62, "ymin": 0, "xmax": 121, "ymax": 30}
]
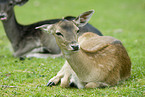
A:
[
  {"xmin": 71, "ymin": 45, "xmax": 79, "ymax": 51},
  {"xmin": 0, "ymin": 13, "xmax": 7, "ymax": 20},
  {"xmin": 0, "ymin": 14, "xmax": 5, "ymax": 18}
]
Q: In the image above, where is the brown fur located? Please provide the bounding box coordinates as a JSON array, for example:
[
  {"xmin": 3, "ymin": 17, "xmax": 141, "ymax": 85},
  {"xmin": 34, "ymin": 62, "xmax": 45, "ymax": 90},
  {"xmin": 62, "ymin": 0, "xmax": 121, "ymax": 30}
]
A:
[
  {"xmin": 38, "ymin": 10, "xmax": 131, "ymax": 88},
  {"xmin": 79, "ymin": 32, "xmax": 131, "ymax": 86}
]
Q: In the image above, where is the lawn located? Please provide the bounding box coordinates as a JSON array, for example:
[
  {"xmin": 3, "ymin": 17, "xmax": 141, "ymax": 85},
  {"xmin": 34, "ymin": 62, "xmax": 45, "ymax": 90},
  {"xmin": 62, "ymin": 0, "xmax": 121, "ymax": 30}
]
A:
[{"xmin": 0, "ymin": 0, "xmax": 145, "ymax": 96}]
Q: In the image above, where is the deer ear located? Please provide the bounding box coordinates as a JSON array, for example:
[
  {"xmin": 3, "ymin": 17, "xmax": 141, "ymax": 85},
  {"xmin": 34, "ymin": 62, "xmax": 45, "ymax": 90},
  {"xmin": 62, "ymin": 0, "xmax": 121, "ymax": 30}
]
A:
[
  {"xmin": 74, "ymin": 10, "xmax": 94, "ymax": 27},
  {"xmin": 15, "ymin": 0, "xmax": 29, "ymax": 6},
  {"xmin": 35, "ymin": 24, "xmax": 53, "ymax": 34}
]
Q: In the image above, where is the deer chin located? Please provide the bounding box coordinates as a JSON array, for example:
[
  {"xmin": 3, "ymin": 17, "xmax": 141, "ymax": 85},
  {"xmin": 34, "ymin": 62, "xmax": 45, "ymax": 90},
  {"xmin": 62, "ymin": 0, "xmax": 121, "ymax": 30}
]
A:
[
  {"xmin": 65, "ymin": 47, "xmax": 79, "ymax": 52},
  {"xmin": 69, "ymin": 48, "xmax": 80, "ymax": 52},
  {"xmin": 72, "ymin": 49, "xmax": 79, "ymax": 52}
]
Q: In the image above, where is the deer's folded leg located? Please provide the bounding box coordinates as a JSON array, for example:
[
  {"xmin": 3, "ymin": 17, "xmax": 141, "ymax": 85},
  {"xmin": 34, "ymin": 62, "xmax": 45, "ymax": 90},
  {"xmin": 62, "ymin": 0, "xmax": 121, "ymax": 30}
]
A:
[
  {"xmin": 85, "ymin": 82, "xmax": 109, "ymax": 88},
  {"xmin": 47, "ymin": 61, "xmax": 72, "ymax": 87}
]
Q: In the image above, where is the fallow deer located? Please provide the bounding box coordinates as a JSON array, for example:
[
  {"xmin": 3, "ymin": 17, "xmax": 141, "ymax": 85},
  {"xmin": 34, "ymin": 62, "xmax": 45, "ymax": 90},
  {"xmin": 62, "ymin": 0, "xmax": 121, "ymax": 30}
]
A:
[
  {"xmin": 37, "ymin": 10, "xmax": 131, "ymax": 88},
  {"xmin": 0, "ymin": 0, "xmax": 102, "ymax": 58}
]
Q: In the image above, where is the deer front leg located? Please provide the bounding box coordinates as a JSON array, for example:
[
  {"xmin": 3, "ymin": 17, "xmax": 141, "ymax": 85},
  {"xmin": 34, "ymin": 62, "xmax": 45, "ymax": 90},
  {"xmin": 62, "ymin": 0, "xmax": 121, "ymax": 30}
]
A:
[
  {"xmin": 85, "ymin": 82, "xmax": 109, "ymax": 88},
  {"xmin": 13, "ymin": 38, "xmax": 41, "ymax": 57},
  {"xmin": 47, "ymin": 61, "xmax": 72, "ymax": 88},
  {"xmin": 47, "ymin": 61, "xmax": 84, "ymax": 88}
]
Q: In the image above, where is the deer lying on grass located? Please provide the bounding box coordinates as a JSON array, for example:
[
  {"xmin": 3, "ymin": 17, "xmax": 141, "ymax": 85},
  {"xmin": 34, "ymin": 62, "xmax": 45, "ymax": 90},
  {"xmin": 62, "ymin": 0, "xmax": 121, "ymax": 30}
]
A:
[
  {"xmin": 37, "ymin": 10, "xmax": 131, "ymax": 88},
  {"xmin": 0, "ymin": 0, "xmax": 102, "ymax": 58}
]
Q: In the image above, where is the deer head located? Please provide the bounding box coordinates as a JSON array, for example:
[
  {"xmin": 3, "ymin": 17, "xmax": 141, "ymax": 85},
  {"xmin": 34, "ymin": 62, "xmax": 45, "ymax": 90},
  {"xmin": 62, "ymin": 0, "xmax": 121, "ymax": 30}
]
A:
[
  {"xmin": 36, "ymin": 10, "xmax": 94, "ymax": 52},
  {"xmin": 0, "ymin": 0, "xmax": 28, "ymax": 20}
]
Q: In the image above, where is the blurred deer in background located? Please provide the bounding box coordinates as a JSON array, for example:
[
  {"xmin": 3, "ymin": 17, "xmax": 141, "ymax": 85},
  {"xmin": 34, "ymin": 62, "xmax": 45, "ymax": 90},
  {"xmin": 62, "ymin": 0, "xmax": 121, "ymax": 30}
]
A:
[
  {"xmin": 37, "ymin": 10, "xmax": 131, "ymax": 88},
  {"xmin": 0, "ymin": 0, "xmax": 103, "ymax": 58}
]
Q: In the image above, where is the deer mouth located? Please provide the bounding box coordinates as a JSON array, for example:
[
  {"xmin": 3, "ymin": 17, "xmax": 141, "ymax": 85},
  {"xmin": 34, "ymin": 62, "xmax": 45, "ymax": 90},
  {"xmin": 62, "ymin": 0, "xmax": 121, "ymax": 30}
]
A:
[{"xmin": 0, "ymin": 13, "xmax": 7, "ymax": 20}]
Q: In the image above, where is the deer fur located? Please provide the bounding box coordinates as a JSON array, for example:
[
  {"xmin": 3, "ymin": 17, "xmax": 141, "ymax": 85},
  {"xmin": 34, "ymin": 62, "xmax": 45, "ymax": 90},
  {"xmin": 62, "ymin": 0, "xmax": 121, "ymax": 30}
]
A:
[
  {"xmin": 0, "ymin": 0, "xmax": 102, "ymax": 58},
  {"xmin": 37, "ymin": 10, "xmax": 131, "ymax": 88}
]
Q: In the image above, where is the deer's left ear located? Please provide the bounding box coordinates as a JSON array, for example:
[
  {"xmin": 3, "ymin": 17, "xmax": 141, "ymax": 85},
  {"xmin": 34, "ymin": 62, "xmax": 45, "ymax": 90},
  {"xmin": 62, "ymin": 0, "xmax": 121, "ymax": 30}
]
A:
[
  {"xmin": 35, "ymin": 24, "xmax": 54, "ymax": 34},
  {"xmin": 74, "ymin": 10, "xmax": 94, "ymax": 27},
  {"xmin": 15, "ymin": 0, "xmax": 29, "ymax": 6}
]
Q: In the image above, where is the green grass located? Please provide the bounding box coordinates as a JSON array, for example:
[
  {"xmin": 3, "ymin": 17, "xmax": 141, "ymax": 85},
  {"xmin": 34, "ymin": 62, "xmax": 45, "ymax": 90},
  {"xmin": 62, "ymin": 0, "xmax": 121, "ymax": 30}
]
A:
[{"xmin": 0, "ymin": 0, "xmax": 145, "ymax": 96}]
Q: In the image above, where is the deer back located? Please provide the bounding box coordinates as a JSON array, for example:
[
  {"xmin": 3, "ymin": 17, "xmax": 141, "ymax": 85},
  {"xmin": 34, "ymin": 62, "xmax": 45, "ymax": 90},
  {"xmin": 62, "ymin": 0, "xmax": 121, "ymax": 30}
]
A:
[{"xmin": 78, "ymin": 32, "xmax": 131, "ymax": 83}]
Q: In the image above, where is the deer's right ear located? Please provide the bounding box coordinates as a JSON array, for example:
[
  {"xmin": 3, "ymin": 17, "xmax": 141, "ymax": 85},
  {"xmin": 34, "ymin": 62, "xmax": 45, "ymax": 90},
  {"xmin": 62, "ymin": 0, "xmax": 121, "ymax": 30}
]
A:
[
  {"xmin": 74, "ymin": 10, "xmax": 94, "ymax": 27},
  {"xmin": 15, "ymin": 0, "xmax": 29, "ymax": 6},
  {"xmin": 35, "ymin": 24, "xmax": 53, "ymax": 34}
]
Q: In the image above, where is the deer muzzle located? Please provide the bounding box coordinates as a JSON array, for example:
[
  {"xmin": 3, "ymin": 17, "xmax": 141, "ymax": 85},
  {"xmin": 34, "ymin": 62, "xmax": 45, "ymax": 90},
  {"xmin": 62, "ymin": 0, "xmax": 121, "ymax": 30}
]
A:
[
  {"xmin": 70, "ymin": 44, "xmax": 80, "ymax": 51},
  {"xmin": 0, "ymin": 12, "xmax": 7, "ymax": 20}
]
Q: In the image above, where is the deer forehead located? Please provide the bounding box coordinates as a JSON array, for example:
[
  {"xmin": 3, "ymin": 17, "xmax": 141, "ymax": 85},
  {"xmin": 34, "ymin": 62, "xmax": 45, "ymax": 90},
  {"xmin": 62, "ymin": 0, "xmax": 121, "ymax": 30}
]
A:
[{"xmin": 56, "ymin": 20, "xmax": 79, "ymax": 33}]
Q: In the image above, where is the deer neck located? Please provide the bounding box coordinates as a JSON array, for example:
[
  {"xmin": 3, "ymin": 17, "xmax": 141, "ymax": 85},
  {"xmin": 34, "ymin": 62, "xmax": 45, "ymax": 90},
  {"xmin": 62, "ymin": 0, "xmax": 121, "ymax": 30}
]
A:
[
  {"xmin": 2, "ymin": 8, "xmax": 22, "ymax": 49},
  {"xmin": 62, "ymin": 49, "xmax": 94, "ymax": 82}
]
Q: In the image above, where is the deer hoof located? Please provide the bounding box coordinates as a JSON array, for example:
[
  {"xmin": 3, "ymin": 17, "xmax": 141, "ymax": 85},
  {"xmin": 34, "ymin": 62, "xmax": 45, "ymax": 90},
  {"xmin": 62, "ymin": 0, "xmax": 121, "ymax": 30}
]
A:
[
  {"xmin": 69, "ymin": 82, "xmax": 77, "ymax": 88},
  {"xmin": 46, "ymin": 82, "xmax": 55, "ymax": 87}
]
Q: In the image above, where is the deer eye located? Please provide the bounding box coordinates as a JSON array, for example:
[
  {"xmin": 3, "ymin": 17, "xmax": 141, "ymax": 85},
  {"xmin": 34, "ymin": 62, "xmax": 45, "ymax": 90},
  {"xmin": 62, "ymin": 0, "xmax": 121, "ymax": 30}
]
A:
[
  {"xmin": 9, "ymin": 1, "xmax": 13, "ymax": 6},
  {"xmin": 56, "ymin": 32, "xmax": 64, "ymax": 37},
  {"xmin": 77, "ymin": 30, "xmax": 80, "ymax": 33}
]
